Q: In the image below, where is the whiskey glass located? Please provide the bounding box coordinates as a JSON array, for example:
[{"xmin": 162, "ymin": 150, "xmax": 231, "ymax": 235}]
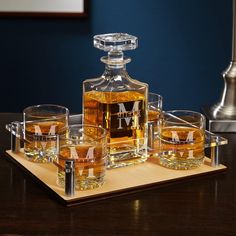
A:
[
  {"xmin": 147, "ymin": 92, "xmax": 163, "ymax": 156},
  {"xmin": 159, "ymin": 110, "xmax": 206, "ymax": 170},
  {"xmin": 57, "ymin": 124, "xmax": 107, "ymax": 190},
  {"xmin": 23, "ymin": 104, "xmax": 69, "ymax": 163}
]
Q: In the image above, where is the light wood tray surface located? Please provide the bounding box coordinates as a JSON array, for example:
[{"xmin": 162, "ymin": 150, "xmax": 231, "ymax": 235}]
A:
[{"xmin": 5, "ymin": 149, "xmax": 226, "ymax": 206}]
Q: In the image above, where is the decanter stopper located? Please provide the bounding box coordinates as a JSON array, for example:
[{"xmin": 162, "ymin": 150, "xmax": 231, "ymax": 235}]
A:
[
  {"xmin": 93, "ymin": 33, "xmax": 138, "ymax": 65},
  {"xmin": 93, "ymin": 33, "xmax": 138, "ymax": 52}
]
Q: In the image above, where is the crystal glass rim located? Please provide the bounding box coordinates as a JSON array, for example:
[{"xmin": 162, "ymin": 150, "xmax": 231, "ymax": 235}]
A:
[
  {"xmin": 163, "ymin": 109, "xmax": 206, "ymax": 126},
  {"xmin": 148, "ymin": 92, "xmax": 163, "ymax": 104},
  {"xmin": 60, "ymin": 124, "xmax": 107, "ymax": 142},
  {"xmin": 23, "ymin": 104, "xmax": 69, "ymax": 119}
]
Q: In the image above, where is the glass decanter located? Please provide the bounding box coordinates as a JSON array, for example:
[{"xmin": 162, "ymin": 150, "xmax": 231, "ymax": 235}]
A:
[{"xmin": 83, "ymin": 33, "xmax": 148, "ymax": 169}]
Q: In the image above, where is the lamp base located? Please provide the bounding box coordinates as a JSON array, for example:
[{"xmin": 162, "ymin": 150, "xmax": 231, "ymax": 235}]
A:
[{"xmin": 202, "ymin": 106, "xmax": 236, "ymax": 132}]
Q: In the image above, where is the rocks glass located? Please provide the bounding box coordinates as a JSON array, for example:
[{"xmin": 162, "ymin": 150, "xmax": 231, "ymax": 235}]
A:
[
  {"xmin": 57, "ymin": 124, "xmax": 107, "ymax": 190},
  {"xmin": 159, "ymin": 110, "xmax": 206, "ymax": 170},
  {"xmin": 23, "ymin": 104, "xmax": 69, "ymax": 163}
]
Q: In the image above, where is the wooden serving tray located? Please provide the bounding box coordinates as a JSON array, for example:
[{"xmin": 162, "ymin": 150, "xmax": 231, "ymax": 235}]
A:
[{"xmin": 5, "ymin": 149, "xmax": 226, "ymax": 206}]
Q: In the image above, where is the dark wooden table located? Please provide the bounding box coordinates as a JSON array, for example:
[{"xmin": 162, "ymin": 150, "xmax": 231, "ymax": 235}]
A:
[{"xmin": 0, "ymin": 113, "xmax": 235, "ymax": 235}]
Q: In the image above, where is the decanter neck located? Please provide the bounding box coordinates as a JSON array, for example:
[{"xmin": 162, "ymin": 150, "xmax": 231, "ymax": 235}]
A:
[
  {"xmin": 108, "ymin": 51, "xmax": 124, "ymax": 61},
  {"xmin": 103, "ymin": 63, "xmax": 128, "ymax": 76},
  {"xmin": 101, "ymin": 51, "xmax": 131, "ymax": 69}
]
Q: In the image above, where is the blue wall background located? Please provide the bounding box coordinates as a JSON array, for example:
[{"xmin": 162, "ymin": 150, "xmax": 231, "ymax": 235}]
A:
[{"xmin": 0, "ymin": 0, "xmax": 232, "ymax": 113}]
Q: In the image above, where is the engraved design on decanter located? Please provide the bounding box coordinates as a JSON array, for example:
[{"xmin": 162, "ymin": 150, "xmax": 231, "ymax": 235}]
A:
[{"xmin": 83, "ymin": 33, "xmax": 148, "ymax": 169}]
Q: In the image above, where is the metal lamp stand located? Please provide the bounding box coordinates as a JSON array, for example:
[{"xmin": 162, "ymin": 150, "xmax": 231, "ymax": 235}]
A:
[{"xmin": 203, "ymin": 0, "xmax": 236, "ymax": 132}]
